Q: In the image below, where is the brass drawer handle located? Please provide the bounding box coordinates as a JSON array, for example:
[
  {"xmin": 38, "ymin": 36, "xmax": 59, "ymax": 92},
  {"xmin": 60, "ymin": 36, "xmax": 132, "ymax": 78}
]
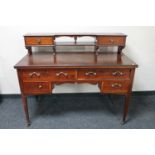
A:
[
  {"xmin": 112, "ymin": 71, "xmax": 123, "ymax": 76},
  {"xmin": 37, "ymin": 38, "xmax": 41, "ymax": 44},
  {"xmin": 111, "ymin": 83, "xmax": 122, "ymax": 88},
  {"xmin": 38, "ymin": 85, "xmax": 43, "ymax": 89},
  {"xmin": 109, "ymin": 39, "xmax": 114, "ymax": 43},
  {"xmin": 85, "ymin": 72, "xmax": 97, "ymax": 76},
  {"xmin": 29, "ymin": 72, "xmax": 41, "ymax": 78},
  {"xmin": 56, "ymin": 72, "xmax": 68, "ymax": 77}
]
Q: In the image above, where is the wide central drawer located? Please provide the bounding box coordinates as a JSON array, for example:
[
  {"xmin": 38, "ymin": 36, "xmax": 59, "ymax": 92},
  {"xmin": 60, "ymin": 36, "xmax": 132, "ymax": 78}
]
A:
[
  {"xmin": 78, "ymin": 69, "xmax": 130, "ymax": 80},
  {"xmin": 21, "ymin": 69, "xmax": 77, "ymax": 82}
]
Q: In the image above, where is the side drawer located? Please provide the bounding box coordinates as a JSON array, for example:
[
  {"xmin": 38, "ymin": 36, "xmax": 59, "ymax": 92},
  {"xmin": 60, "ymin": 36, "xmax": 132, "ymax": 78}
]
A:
[
  {"xmin": 101, "ymin": 80, "xmax": 130, "ymax": 94},
  {"xmin": 25, "ymin": 37, "xmax": 54, "ymax": 45},
  {"xmin": 22, "ymin": 82, "xmax": 51, "ymax": 94},
  {"xmin": 78, "ymin": 69, "xmax": 130, "ymax": 80},
  {"xmin": 22, "ymin": 70, "xmax": 50, "ymax": 82},
  {"xmin": 97, "ymin": 36, "xmax": 126, "ymax": 46}
]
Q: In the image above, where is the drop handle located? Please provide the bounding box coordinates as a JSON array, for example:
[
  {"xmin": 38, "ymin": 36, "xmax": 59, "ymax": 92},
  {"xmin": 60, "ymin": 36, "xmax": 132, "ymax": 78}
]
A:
[
  {"xmin": 109, "ymin": 39, "xmax": 114, "ymax": 43},
  {"xmin": 29, "ymin": 72, "xmax": 41, "ymax": 77},
  {"xmin": 111, "ymin": 83, "xmax": 122, "ymax": 88},
  {"xmin": 56, "ymin": 72, "xmax": 68, "ymax": 77},
  {"xmin": 85, "ymin": 72, "xmax": 97, "ymax": 76},
  {"xmin": 38, "ymin": 85, "xmax": 43, "ymax": 89},
  {"xmin": 112, "ymin": 71, "xmax": 123, "ymax": 76}
]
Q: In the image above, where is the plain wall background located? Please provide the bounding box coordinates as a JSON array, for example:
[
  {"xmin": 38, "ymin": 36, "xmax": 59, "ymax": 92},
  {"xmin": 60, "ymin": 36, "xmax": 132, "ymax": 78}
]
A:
[{"xmin": 0, "ymin": 26, "xmax": 155, "ymax": 94}]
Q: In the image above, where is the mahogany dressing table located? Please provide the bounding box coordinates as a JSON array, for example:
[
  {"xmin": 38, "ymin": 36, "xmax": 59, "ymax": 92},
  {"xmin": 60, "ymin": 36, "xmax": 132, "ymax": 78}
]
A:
[{"xmin": 14, "ymin": 33, "xmax": 138, "ymax": 126}]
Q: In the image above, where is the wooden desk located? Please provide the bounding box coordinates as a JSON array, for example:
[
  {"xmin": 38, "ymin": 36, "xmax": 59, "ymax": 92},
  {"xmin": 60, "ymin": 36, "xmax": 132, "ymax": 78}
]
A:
[{"xmin": 14, "ymin": 33, "xmax": 137, "ymax": 126}]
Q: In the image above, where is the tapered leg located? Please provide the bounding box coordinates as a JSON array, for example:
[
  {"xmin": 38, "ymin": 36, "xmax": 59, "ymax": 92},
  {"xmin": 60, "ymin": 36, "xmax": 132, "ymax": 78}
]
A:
[
  {"xmin": 21, "ymin": 95, "xmax": 30, "ymax": 126},
  {"xmin": 108, "ymin": 94, "xmax": 114, "ymax": 104},
  {"xmin": 123, "ymin": 93, "xmax": 131, "ymax": 123}
]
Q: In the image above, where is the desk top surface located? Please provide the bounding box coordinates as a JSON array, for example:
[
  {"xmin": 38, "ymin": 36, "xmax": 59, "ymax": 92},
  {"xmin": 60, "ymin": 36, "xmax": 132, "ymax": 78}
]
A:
[
  {"xmin": 14, "ymin": 52, "xmax": 137, "ymax": 69},
  {"xmin": 24, "ymin": 33, "xmax": 127, "ymax": 37}
]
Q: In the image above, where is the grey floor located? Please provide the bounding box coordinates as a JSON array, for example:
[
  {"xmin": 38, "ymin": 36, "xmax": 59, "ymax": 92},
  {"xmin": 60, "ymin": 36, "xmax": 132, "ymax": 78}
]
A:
[{"xmin": 0, "ymin": 93, "xmax": 155, "ymax": 129}]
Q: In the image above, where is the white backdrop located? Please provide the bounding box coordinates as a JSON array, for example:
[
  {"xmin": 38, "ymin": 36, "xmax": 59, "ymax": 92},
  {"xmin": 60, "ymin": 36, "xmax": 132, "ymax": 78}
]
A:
[{"xmin": 0, "ymin": 26, "xmax": 155, "ymax": 94}]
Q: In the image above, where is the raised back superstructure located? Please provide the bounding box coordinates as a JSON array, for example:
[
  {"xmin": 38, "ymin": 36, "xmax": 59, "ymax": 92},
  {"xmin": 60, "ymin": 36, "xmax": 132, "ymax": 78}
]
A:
[{"xmin": 24, "ymin": 33, "xmax": 127, "ymax": 55}]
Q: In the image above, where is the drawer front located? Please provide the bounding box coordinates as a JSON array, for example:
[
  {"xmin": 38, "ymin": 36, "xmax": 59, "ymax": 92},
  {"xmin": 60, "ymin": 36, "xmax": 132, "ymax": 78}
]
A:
[
  {"xmin": 101, "ymin": 80, "xmax": 130, "ymax": 93},
  {"xmin": 97, "ymin": 36, "xmax": 126, "ymax": 46},
  {"xmin": 25, "ymin": 37, "xmax": 54, "ymax": 45},
  {"xmin": 78, "ymin": 69, "xmax": 130, "ymax": 80},
  {"xmin": 52, "ymin": 69, "xmax": 77, "ymax": 81},
  {"xmin": 22, "ymin": 70, "xmax": 50, "ymax": 82},
  {"xmin": 23, "ymin": 82, "xmax": 51, "ymax": 94}
]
